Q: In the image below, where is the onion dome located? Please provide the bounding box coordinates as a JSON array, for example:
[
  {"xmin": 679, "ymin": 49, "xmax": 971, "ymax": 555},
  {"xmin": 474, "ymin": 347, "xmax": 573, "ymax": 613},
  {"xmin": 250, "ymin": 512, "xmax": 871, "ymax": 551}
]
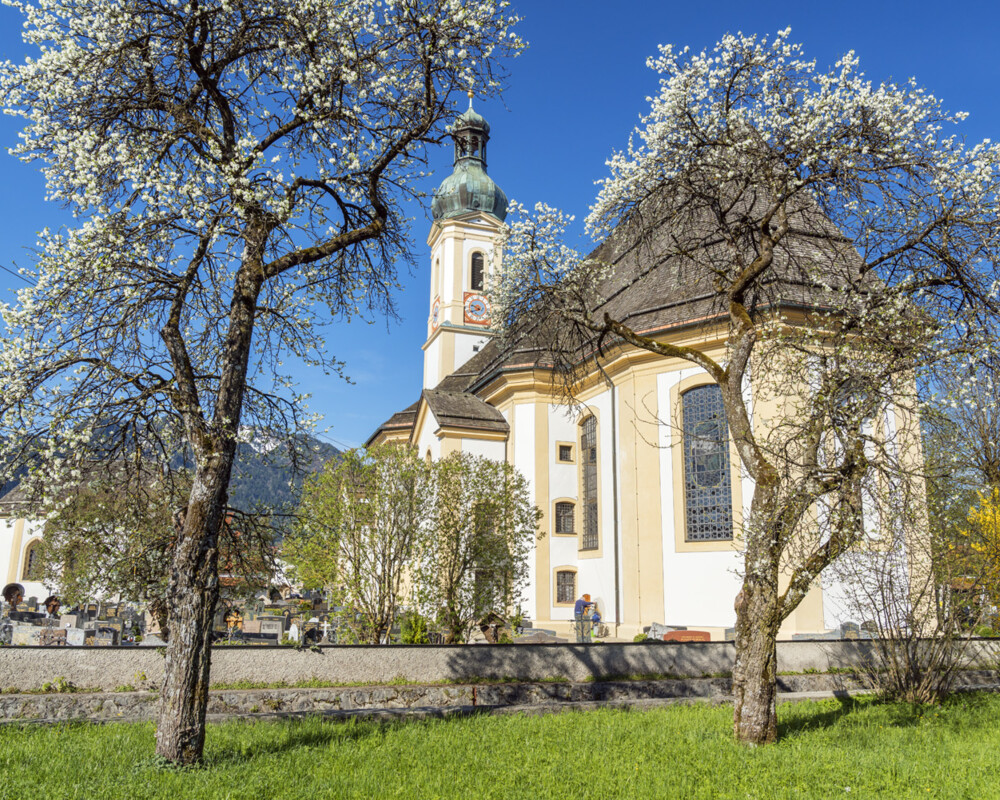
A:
[{"xmin": 431, "ymin": 95, "xmax": 508, "ymax": 223}]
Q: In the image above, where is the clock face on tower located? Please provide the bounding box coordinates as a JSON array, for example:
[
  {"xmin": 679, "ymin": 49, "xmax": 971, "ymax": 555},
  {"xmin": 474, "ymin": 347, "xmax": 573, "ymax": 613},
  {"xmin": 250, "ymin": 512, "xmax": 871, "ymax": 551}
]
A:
[
  {"xmin": 463, "ymin": 292, "xmax": 491, "ymax": 325},
  {"xmin": 431, "ymin": 297, "xmax": 440, "ymax": 330}
]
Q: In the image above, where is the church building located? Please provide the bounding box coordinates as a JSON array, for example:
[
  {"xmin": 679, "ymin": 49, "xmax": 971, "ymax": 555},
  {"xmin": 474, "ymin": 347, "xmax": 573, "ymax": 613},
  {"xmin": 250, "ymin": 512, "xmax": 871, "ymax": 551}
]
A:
[{"xmin": 368, "ymin": 101, "xmax": 847, "ymax": 641}]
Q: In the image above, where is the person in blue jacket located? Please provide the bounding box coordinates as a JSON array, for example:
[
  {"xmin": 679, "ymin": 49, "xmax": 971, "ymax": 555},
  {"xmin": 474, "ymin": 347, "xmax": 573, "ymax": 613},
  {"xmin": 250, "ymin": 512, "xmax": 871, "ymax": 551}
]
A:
[{"xmin": 573, "ymin": 594, "xmax": 592, "ymax": 643}]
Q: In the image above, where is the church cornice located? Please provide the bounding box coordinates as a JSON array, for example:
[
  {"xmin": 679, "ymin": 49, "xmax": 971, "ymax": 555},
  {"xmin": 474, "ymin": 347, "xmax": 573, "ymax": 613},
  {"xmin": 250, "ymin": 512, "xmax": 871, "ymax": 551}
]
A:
[{"xmin": 427, "ymin": 213, "xmax": 503, "ymax": 247}]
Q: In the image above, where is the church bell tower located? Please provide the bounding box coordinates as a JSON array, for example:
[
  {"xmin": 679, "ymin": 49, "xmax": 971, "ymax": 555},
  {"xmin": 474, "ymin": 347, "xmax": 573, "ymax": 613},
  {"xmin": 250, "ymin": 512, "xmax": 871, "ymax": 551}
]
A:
[{"xmin": 423, "ymin": 95, "xmax": 508, "ymax": 389}]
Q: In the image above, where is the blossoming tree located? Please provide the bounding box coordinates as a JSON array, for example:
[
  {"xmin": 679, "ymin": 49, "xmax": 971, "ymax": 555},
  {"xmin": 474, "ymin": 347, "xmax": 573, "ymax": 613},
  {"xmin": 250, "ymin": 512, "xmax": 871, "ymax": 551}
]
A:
[
  {"xmin": 495, "ymin": 31, "xmax": 1000, "ymax": 744},
  {"xmin": 0, "ymin": 0, "xmax": 521, "ymax": 764}
]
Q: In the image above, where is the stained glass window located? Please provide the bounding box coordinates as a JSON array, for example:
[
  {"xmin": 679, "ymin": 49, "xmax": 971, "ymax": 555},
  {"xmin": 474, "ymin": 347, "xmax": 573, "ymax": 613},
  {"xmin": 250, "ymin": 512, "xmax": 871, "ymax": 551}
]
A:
[
  {"xmin": 556, "ymin": 570, "xmax": 576, "ymax": 604},
  {"xmin": 581, "ymin": 416, "xmax": 598, "ymax": 550},
  {"xmin": 22, "ymin": 541, "xmax": 42, "ymax": 581},
  {"xmin": 682, "ymin": 384, "xmax": 733, "ymax": 541}
]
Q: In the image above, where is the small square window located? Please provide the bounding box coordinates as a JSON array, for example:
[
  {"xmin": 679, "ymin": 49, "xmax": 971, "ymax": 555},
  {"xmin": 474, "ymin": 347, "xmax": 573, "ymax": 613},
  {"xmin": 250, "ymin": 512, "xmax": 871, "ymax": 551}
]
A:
[{"xmin": 558, "ymin": 444, "xmax": 573, "ymax": 462}]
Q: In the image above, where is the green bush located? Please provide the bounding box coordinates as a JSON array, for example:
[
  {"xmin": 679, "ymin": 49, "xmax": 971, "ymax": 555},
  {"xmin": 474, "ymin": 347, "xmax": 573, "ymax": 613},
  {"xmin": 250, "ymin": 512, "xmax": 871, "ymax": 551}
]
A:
[{"xmin": 400, "ymin": 610, "xmax": 430, "ymax": 644}]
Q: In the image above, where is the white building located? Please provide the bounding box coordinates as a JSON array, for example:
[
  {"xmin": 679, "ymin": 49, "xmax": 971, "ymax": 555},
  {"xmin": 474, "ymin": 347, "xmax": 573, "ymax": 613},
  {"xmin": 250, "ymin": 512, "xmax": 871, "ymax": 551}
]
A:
[
  {"xmin": 367, "ymin": 101, "xmax": 886, "ymax": 641},
  {"xmin": 0, "ymin": 486, "xmax": 51, "ymax": 602}
]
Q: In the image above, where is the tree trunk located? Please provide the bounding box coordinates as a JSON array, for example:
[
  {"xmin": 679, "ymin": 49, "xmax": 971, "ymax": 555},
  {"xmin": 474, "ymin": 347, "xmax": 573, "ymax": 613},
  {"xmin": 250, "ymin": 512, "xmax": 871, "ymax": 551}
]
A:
[
  {"xmin": 732, "ymin": 487, "xmax": 783, "ymax": 745},
  {"xmin": 732, "ymin": 582, "xmax": 781, "ymax": 745},
  {"xmin": 154, "ymin": 468, "xmax": 227, "ymax": 765},
  {"xmin": 154, "ymin": 256, "xmax": 263, "ymax": 764}
]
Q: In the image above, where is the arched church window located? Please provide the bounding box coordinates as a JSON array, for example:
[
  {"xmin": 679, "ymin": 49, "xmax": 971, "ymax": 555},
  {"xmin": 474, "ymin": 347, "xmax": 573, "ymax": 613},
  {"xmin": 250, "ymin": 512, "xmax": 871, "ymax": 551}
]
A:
[
  {"xmin": 554, "ymin": 501, "xmax": 575, "ymax": 534},
  {"xmin": 22, "ymin": 540, "xmax": 43, "ymax": 581},
  {"xmin": 555, "ymin": 569, "xmax": 576, "ymax": 605},
  {"xmin": 580, "ymin": 416, "xmax": 598, "ymax": 551},
  {"xmin": 681, "ymin": 384, "xmax": 733, "ymax": 541},
  {"xmin": 470, "ymin": 252, "xmax": 485, "ymax": 292}
]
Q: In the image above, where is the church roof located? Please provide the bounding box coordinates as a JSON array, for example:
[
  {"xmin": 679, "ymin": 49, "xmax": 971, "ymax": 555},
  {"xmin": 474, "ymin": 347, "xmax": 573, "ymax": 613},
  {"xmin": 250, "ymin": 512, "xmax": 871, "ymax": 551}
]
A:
[
  {"xmin": 372, "ymin": 180, "xmax": 862, "ymax": 446},
  {"xmin": 0, "ymin": 482, "xmax": 29, "ymax": 517},
  {"xmin": 431, "ymin": 98, "xmax": 508, "ymax": 223},
  {"xmin": 422, "ymin": 389, "xmax": 509, "ymax": 434},
  {"xmin": 366, "ymin": 400, "xmax": 420, "ymax": 446}
]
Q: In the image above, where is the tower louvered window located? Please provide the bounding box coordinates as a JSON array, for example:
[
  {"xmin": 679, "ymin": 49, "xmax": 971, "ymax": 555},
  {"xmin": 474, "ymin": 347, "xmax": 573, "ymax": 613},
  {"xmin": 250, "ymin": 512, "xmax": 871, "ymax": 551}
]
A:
[
  {"xmin": 682, "ymin": 384, "xmax": 734, "ymax": 541},
  {"xmin": 471, "ymin": 252, "xmax": 485, "ymax": 291},
  {"xmin": 581, "ymin": 416, "xmax": 598, "ymax": 550}
]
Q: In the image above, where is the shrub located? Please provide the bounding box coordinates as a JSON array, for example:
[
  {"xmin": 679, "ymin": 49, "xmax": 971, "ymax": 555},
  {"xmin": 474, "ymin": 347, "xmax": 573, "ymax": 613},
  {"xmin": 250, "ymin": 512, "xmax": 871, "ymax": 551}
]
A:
[{"xmin": 400, "ymin": 610, "xmax": 430, "ymax": 644}]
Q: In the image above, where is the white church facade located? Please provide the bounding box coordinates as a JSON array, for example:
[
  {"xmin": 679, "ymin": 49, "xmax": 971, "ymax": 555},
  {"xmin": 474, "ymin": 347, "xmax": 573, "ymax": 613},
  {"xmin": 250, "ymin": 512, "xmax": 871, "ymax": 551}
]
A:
[
  {"xmin": 0, "ymin": 487, "xmax": 50, "ymax": 603},
  {"xmin": 367, "ymin": 102, "xmax": 848, "ymax": 641}
]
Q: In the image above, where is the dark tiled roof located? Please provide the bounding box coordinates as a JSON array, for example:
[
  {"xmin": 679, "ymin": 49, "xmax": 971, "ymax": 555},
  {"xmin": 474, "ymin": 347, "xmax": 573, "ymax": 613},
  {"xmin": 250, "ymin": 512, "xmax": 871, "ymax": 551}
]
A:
[
  {"xmin": 422, "ymin": 389, "xmax": 509, "ymax": 433},
  {"xmin": 371, "ymin": 190, "xmax": 862, "ymax": 438},
  {"xmin": 365, "ymin": 400, "xmax": 420, "ymax": 447},
  {"xmin": 0, "ymin": 482, "xmax": 30, "ymax": 517}
]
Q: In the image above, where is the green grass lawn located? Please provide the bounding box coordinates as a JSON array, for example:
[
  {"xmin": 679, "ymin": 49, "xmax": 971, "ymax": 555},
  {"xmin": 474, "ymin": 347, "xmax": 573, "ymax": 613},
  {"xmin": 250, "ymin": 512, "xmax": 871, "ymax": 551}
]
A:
[{"xmin": 2, "ymin": 694, "xmax": 1000, "ymax": 799}]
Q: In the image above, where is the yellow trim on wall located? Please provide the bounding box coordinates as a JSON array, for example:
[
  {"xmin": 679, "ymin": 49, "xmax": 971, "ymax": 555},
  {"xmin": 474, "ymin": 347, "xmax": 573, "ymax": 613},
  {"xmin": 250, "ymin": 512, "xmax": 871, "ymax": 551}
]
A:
[
  {"xmin": 435, "ymin": 427, "xmax": 508, "ymax": 443},
  {"xmin": 6, "ymin": 517, "xmax": 25, "ymax": 584},
  {"xmin": 623, "ymin": 369, "xmax": 666, "ymax": 629},
  {"xmin": 534, "ymin": 402, "xmax": 551, "ymax": 619},
  {"xmin": 670, "ymin": 374, "xmax": 744, "ymax": 554}
]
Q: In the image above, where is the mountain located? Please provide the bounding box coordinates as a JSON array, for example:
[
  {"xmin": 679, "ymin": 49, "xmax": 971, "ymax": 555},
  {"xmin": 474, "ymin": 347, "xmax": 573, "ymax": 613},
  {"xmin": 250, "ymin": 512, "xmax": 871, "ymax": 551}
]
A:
[{"xmin": 228, "ymin": 433, "xmax": 340, "ymax": 513}]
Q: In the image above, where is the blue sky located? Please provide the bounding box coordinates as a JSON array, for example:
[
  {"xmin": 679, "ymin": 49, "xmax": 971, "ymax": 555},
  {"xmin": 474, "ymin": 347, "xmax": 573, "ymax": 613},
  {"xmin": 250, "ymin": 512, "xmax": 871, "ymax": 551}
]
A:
[{"xmin": 0, "ymin": 1, "xmax": 998, "ymax": 449}]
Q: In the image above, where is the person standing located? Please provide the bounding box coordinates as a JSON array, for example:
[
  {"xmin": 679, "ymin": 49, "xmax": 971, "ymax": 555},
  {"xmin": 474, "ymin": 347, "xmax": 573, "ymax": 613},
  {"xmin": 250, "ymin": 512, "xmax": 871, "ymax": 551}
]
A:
[{"xmin": 573, "ymin": 594, "xmax": 592, "ymax": 643}]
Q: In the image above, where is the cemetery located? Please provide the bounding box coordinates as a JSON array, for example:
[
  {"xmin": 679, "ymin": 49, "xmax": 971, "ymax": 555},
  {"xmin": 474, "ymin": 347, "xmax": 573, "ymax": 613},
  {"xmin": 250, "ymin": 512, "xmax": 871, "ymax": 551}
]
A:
[{"xmin": 0, "ymin": 584, "xmax": 350, "ymax": 649}]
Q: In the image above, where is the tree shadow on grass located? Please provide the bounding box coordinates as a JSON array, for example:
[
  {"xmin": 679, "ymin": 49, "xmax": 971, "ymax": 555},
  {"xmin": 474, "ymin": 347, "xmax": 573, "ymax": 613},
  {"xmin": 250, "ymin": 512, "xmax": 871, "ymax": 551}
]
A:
[
  {"xmin": 202, "ymin": 713, "xmax": 464, "ymax": 767},
  {"xmin": 777, "ymin": 691, "xmax": 961, "ymax": 738},
  {"xmin": 777, "ymin": 692, "xmax": 871, "ymax": 737}
]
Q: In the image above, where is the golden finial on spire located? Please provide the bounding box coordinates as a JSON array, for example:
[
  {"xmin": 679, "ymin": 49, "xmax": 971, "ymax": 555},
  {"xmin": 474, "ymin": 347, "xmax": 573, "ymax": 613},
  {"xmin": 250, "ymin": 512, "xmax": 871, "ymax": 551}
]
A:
[{"xmin": 467, "ymin": 89, "xmax": 474, "ymax": 108}]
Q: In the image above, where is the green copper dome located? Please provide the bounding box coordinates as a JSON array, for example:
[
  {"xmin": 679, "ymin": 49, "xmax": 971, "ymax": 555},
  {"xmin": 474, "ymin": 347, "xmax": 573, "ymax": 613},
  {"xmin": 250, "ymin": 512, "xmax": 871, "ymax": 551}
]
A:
[{"xmin": 431, "ymin": 98, "xmax": 507, "ymax": 223}]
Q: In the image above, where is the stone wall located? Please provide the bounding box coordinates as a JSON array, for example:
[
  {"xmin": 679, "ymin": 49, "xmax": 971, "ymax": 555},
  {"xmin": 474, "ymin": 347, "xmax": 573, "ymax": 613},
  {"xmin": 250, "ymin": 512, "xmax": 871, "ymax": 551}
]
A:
[{"xmin": 1, "ymin": 639, "xmax": 998, "ymax": 692}]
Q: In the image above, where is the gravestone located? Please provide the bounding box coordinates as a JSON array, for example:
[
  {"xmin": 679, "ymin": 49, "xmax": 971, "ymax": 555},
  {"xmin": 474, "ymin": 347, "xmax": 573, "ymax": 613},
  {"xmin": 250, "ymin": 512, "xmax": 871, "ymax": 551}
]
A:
[
  {"xmin": 93, "ymin": 634, "xmax": 115, "ymax": 647},
  {"xmin": 96, "ymin": 626, "xmax": 120, "ymax": 645},
  {"xmin": 259, "ymin": 618, "xmax": 283, "ymax": 639},
  {"xmin": 26, "ymin": 597, "xmax": 38, "ymax": 611},
  {"xmin": 39, "ymin": 628, "xmax": 67, "ymax": 646},
  {"xmin": 59, "ymin": 614, "xmax": 81, "ymax": 629},
  {"xmin": 242, "ymin": 620, "xmax": 261, "ymax": 634},
  {"xmin": 66, "ymin": 628, "xmax": 86, "ymax": 646},
  {"xmin": 662, "ymin": 630, "xmax": 711, "ymax": 642},
  {"xmin": 647, "ymin": 622, "xmax": 685, "ymax": 640},
  {"xmin": 85, "ymin": 603, "xmax": 98, "ymax": 618},
  {"xmin": 11, "ymin": 625, "xmax": 41, "ymax": 645}
]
